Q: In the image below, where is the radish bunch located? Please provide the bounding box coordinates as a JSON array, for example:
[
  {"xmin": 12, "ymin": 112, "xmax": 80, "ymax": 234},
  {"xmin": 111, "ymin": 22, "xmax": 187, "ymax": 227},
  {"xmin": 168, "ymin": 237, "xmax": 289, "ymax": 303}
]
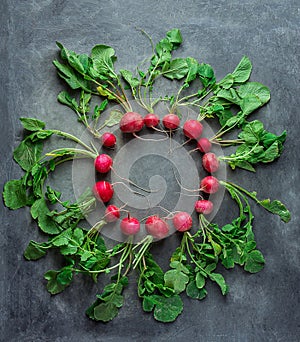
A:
[{"xmin": 92, "ymin": 111, "xmax": 221, "ymax": 239}]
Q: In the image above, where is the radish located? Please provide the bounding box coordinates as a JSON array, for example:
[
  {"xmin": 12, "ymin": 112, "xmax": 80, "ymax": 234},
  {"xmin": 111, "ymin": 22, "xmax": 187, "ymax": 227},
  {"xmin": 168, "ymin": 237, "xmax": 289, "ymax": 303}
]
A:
[
  {"xmin": 200, "ymin": 176, "xmax": 219, "ymax": 194},
  {"xmin": 197, "ymin": 138, "xmax": 211, "ymax": 153},
  {"xmin": 120, "ymin": 216, "xmax": 140, "ymax": 235},
  {"xmin": 195, "ymin": 200, "xmax": 214, "ymax": 214},
  {"xmin": 173, "ymin": 212, "xmax": 193, "ymax": 232},
  {"xmin": 93, "ymin": 181, "xmax": 114, "ymax": 202},
  {"xmin": 144, "ymin": 113, "xmax": 160, "ymax": 127},
  {"xmin": 145, "ymin": 215, "xmax": 169, "ymax": 239},
  {"xmin": 162, "ymin": 114, "xmax": 180, "ymax": 130},
  {"xmin": 94, "ymin": 154, "xmax": 113, "ymax": 173},
  {"xmin": 120, "ymin": 112, "xmax": 144, "ymax": 133},
  {"xmin": 183, "ymin": 120, "xmax": 203, "ymax": 140},
  {"xmin": 105, "ymin": 204, "xmax": 120, "ymax": 222},
  {"xmin": 101, "ymin": 132, "xmax": 116, "ymax": 147},
  {"xmin": 202, "ymin": 152, "xmax": 219, "ymax": 173}
]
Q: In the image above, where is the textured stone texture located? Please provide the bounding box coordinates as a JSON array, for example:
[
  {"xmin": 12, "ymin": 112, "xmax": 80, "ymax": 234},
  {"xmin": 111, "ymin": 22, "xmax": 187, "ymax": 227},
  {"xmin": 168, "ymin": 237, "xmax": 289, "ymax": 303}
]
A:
[{"xmin": 1, "ymin": 0, "xmax": 300, "ymax": 341}]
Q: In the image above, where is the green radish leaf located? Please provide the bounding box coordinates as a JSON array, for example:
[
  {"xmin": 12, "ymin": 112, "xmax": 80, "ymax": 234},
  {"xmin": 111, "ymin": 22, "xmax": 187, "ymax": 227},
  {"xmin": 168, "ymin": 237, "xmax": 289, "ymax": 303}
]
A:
[
  {"xmin": 164, "ymin": 268, "xmax": 189, "ymax": 294},
  {"xmin": 237, "ymin": 82, "xmax": 270, "ymax": 104},
  {"xmin": 142, "ymin": 296, "xmax": 155, "ymax": 312},
  {"xmin": 57, "ymin": 267, "xmax": 73, "ymax": 285},
  {"xmin": 120, "ymin": 69, "xmax": 139, "ymax": 94},
  {"xmin": 56, "ymin": 41, "xmax": 89, "ymax": 74},
  {"xmin": 91, "ymin": 45, "xmax": 117, "ymax": 78},
  {"xmin": 231, "ymin": 56, "xmax": 252, "ymax": 84},
  {"xmin": 3, "ymin": 179, "xmax": 28, "ymax": 209},
  {"xmin": 259, "ymin": 199, "xmax": 291, "ymax": 223},
  {"xmin": 86, "ymin": 276, "xmax": 127, "ymax": 322},
  {"xmin": 209, "ymin": 273, "xmax": 229, "ymax": 295},
  {"xmin": 239, "ymin": 94, "xmax": 262, "ymax": 116},
  {"xmin": 53, "ymin": 60, "xmax": 91, "ymax": 91},
  {"xmin": 31, "ymin": 198, "xmax": 61, "ymax": 235},
  {"xmin": 20, "ymin": 118, "xmax": 45, "ymax": 131},
  {"xmin": 185, "ymin": 57, "xmax": 199, "ymax": 84},
  {"xmin": 166, "ymin": 28, "xmax": 182, "ymax": 47},
  {"xmin": 198, "ymin": 63, "xmax": 216, "ymax": 88},
  {"xmin": 218, "ymin": 73, "xmax": 234, "ymax": 89},
  {"xmin": 195, "ymin": 273, "xmax": 206, "ymax": 289},
  {"xmin": 57, "ymin": 91, "xmax": 79, "ymax": 111},
  {"xmin": 44, "ymin": 268, "xmax": 72, "ymax": 295},
  {"xmin": 144, "ymin": 294, "xmax": 183, "ymax": 323},
  {"xmin": 186, "ymin": 281, "xmax": 207, "ymax": 300},
  {"xmin": 162, "ymin": 58, "xmax": 189, "ymax": 80},
  {"xmin": 239, "ymin": 120, "xmax": 264, "ymax": 144},
  {"xmin": 96, "ymin": 85, "xmax": 116, "ymax": 100},
  {"xmin": 93, "ymin": 302, "xmax": 119, "ymax": 322},
  {"xmin": 13, "ymin": 139, "xmax": 43, "ymax": 171},
  {"xmin": 153, "ymin": 295, "xmax": 183, "ymax": 322},
  {"xmin": 228, "ymin": 160, "xmax": 256, "ymax": 172},
  {"xmin": 24, "ymin": 240, "xmax": 48, "ymax": 260},
  {"xmin": 244, "ymin": 250, "xmax": 265, "ymax": 273}
]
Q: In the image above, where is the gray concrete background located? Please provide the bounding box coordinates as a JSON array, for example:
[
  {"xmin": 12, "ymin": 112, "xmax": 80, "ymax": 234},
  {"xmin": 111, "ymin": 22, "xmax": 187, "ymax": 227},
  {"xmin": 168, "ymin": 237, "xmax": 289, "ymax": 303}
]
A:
[{"xmin": 1, "ymin": 0, "xmax": 300, "ymax": 341}]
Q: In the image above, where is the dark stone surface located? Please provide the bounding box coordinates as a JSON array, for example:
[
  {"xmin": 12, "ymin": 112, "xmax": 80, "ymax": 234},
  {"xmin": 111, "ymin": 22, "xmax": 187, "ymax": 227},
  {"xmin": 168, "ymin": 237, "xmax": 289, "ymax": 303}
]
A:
[{"xmin": 1, "ymin": 0, "xmax": 300, "ymax": 341}]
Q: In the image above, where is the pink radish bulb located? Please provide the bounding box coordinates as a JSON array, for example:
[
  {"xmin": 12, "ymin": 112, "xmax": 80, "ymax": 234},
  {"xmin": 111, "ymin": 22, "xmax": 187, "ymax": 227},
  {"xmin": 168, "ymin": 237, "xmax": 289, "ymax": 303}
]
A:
[
  {"xmin": 173, "ymin": 212, "xmax": 193, "ymax": 232},
  {"xmin": 162, "ymin": 114, "xmax": 180, "ymax": 130},
  {"xmin": 200, "ymin": 176, "xmax": 219, "ymax": 194},
  {"xmin": 120, "ymin": 112, "xmax": 144, "ymax": 133},
  {"xmin": 183, "ymin": 120, "xmax": 203, "ymax": 139},
  {"xmin": 197, "ymin": 138, "xmax": 212, "ymax": 153},
  {"xmin": 94, "ymin": 154, "xmax": 113, "ymax": 173},
  {"xmin": 93, "ymin": 181, "xmax": 114, "ymax": 203},
  {"xmin": 195, "ymin": 200, "xmax": 214, "ymax": 215},
  {"xmin": 120, "ymin": 217, "xmax": 140, "ymax": 235},
  {"xmin": 144, "ymin": 113, "xmax": 160, "ymax": 127},
  {"xmin": 202, "ymin": 152, "xmax": 219, "ymax": 173},
  {"xmin": 101, "ymin": 132, "xmax": 116, "ymax": 147},
  {"xmin": 145, "ymin": 216, "xmax": 169, "ymax": 239},
  {"xmin": 105, "ymin": 205, "xmax": 120, "ymax": 222}
]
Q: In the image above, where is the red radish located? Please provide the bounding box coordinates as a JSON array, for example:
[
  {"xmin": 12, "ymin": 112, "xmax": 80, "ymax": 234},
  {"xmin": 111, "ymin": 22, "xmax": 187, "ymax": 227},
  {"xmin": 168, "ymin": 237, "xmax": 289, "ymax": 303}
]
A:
[
  {"xmin": 195, "ymin": 200, "xmax": 214, "ymax": 214},
  {"xmin": 93, "ymin": 181, "xmax": 114, "ymax": 202},
  {"xmin": 200, "ymin": 176, "xmax": 219, "ymax": 194},
  {"xmin": 197, "ymin": 138, "xmax": 212, "ymax": 153},
  {"xmin": 101, "ymin": 132, "xmax": 116, "ymax": 147},
  {"xmin": 144, "ymin": 113, "xmax": 160, "ymax": 127},
  {"xmin": 120, "ymin": 112, "xmax": 144, "ymax": 133},
  {"xmin": 105, "ymin": 205, "xmax": 120, "ymax": 222},
  {"xmin": 120, "ymin": 217, "xmax": 140, "ymax": 235},
  {"xmin": 162, "ymin": 114, "xmax": 180, "ymax": 130},
  {"xmin": 145, "ymin": 216, "xmax": 169, "ymax": 239},
  {"xmin": 173, "ymin": 212, "xmax": 193, "ymax": 232},
  {"xmin": 202, "ymin": 152, "xmax": 219, "ymax": 173},
  {"xmin": 94, "ymin": 154, "xmax": 113, "ymax": 173},
  {"xmin": 183, "ymin": 120, "xmax": 203, "ymax": 139}
]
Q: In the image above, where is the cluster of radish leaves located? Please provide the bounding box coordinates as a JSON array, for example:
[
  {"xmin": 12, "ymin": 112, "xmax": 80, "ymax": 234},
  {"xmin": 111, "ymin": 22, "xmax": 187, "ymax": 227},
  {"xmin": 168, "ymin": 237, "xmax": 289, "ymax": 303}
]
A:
[{"xmin": 2, "ymin": 29, "xmax": 291, "ymax": 323}]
